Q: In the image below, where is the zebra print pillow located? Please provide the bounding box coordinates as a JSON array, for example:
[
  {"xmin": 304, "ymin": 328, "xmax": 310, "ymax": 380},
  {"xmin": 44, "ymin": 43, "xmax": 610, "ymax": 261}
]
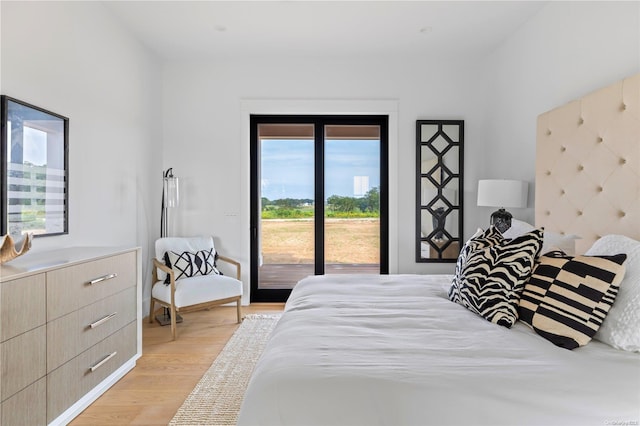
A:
[
  {"xmin": 448, "ymin": 227, "xmax": 505, "ymax": 303},
  {"xmin": 449, "ymin": 228, "xmax": 543, "ymax": 328},
  {"xmin": 519, "ymin": 250, "xmax": 627, "ymax": 349}
]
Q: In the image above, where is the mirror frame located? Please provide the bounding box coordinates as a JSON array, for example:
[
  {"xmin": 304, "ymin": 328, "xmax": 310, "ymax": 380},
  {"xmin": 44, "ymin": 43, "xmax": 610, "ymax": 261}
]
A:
[
  {"xmin": 1, "ymin": 96, "xmax": 69, "ymax": 238},
  {"xmin": 415, "ymin": 119, "xmax": 464, "ymax": 263}
]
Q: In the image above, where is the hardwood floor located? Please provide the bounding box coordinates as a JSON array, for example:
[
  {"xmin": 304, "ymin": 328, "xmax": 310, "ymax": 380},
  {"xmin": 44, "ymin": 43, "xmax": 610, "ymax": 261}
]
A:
[{"xmin": 70, "ymin": 304, "xmax": 284, "ymax": 425}]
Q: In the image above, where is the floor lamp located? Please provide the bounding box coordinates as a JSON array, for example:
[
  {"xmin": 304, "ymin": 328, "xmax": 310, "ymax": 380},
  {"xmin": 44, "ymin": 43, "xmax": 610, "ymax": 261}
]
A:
[
  {"xmin": 161, "ymin": 168, "xmax": 179, "ymax": 237},
  {"xmin": 158, "ymin": 168, "xmax": 183, "ymax": 326}
]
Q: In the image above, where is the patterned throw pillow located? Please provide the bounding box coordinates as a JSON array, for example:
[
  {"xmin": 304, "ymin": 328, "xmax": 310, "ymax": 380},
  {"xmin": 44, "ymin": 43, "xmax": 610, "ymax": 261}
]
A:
[
  {"xmin": 449, "ymin": 227, "xmax": 543, "ymax": 328},
  {"xmin": 448, "ymin": 227, "xmax": 505, "ymax": 303},
  {"xmin": 164, "ymin": 248, "xmax": 220, "ymax": 284},
  {"xmin": 519, "ymin": 250, "xmax": 627, "ymax": 349}
]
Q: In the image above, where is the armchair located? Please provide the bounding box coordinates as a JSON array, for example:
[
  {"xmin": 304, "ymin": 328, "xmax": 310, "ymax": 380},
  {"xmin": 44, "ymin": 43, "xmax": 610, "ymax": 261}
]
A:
[{"xmin": 149, "ymin": 236, "xmax": 243, "ymax": 340}]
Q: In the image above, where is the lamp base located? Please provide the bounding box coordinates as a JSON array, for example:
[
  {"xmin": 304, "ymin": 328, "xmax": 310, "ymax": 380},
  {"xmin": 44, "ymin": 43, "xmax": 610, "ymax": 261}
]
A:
[
  {"xmin": 490, "ymin": 208, "xmax": 512, "ymax": 234},
  {"xmin": 155, "ymin": 311, "xmax": 183, "ymax": 326}
]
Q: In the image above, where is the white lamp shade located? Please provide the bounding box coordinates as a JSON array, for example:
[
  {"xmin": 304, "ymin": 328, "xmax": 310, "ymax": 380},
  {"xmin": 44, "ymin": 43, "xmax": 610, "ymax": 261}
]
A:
[{"xmin": 477, "ymin": 179, "xmax": 528, "ymax": 208}]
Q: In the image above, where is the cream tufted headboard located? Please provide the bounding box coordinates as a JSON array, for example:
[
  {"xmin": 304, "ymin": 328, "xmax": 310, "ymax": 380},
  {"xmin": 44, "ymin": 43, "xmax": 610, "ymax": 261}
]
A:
[{"xmin": 535, "ymin": 73, "xmax": 640, "ymax": 254}]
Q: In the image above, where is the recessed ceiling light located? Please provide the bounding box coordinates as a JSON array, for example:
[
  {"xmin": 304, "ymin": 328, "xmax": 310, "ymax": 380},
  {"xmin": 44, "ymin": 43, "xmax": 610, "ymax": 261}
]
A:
[{"xmin": 419, "ymin": 26, "xmax": 433, "ymax": 34}]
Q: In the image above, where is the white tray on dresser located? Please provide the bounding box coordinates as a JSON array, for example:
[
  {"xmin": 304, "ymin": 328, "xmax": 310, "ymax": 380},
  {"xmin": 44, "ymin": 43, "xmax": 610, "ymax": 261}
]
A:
[{"xmin": 0, "ymin": 246, "xmax": 142, "ymax": 426}]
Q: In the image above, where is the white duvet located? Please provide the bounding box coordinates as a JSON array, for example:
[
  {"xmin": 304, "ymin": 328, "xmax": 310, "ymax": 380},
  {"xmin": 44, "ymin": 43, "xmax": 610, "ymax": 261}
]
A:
[{"xmin": 238, "ymin": 274, "xmax": 640, "ymax": 426}]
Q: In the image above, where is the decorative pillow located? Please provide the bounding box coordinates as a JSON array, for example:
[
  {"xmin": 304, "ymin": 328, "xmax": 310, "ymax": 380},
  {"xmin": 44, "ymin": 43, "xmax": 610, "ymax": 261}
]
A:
[
  {"xmin": 164, "ymin": 248, "xmax": 220, "ymax": 284},
  {"xmin": 519, "ymin": 250, "xmax": 627, "ymax": 350},
  {"xmin": 585, "ymin": 235, "xmax": 639, "ymax": 352},
  {"xmin": 448, "ymin": 227, "xmax": 504, "ymax": 303},
  {"xmin": 501, "ymin": 219, "xmax": 535, "ymax": 239},
  {"xmin": 449, "ymin": 227, "xmax": 543, "ymax": 328}
]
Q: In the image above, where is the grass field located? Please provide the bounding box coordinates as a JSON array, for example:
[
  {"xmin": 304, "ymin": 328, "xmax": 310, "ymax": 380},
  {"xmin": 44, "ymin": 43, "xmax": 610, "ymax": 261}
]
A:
[{"xmin": 261, "ymin": 218, "xmax": 380, "ymax": 264}]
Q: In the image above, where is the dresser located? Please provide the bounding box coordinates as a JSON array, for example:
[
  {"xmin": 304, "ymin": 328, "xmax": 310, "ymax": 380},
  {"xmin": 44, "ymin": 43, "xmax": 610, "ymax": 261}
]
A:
[{"xmin": 0, "ymin": 247, "xmax": 141, "ymax": 426}]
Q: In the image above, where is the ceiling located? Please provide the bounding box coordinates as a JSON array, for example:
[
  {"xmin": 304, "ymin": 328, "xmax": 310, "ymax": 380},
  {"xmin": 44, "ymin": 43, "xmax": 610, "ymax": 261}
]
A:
[{"xmin": 102, "ymin": 1, "xmax": 547, "ymax": 61}]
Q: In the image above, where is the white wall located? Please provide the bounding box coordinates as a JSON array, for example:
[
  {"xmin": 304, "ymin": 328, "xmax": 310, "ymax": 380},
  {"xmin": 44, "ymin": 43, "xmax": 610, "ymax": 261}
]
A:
[
  {"xmin": 481, "ymin": 1, "xmax": 640, "ymax": 225},
  {"xmin": 1, "ymin": 2, "xmax": 162, "ymax": 309}
]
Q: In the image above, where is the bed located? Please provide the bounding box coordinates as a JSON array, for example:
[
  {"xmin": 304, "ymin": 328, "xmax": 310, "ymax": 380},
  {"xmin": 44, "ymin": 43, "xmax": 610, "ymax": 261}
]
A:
[{"xmin": 237, "ymin": 74, "xmax": 640, "ymax": 425}]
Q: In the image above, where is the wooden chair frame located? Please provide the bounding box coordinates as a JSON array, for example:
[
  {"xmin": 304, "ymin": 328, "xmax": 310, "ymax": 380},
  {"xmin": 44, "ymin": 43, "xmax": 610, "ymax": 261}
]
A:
[{"xmin": 149, "ymin": 254, "xmax": 242, "ymax": 340}]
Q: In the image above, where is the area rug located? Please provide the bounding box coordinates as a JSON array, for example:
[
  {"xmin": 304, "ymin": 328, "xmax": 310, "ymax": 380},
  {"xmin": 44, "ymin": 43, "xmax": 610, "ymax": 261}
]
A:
[{"xmin": 169, "ymin": 314, "xmax": 281, "ymax": 426}]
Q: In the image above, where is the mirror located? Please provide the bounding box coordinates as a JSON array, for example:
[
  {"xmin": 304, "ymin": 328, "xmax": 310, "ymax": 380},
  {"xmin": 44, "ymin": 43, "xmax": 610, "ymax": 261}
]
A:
[
  {"xmin": 1, "ymin": 96, "xmax": 69, "ymax": 238},
  {"xmin": 416, "ymin": 120, "xmax": 463, "ymax": 262}
]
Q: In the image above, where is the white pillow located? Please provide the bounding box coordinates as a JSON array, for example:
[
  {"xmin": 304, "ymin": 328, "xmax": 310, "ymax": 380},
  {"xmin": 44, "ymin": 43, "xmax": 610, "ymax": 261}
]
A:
[
  {"xmin": 501, "ymin": 219, "xmax": 579, "ymax": 255},
  {"xmin": 585, "ymin": 234, "xmax": 640, "ymax": 352},
  {"xmin": 501, "ymin": 219, "xmax": 534, "ymax": 239},
  {"xmin": 542, "ymin": 231, "xmax": 580, "ymax": 255}
]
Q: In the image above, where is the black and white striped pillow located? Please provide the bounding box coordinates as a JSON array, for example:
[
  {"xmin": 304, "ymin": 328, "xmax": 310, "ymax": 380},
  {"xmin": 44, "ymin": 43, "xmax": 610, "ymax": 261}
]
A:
[
  {"xmin": 164, "ymin": 248, "xmax": 220, "ymax": 284},
  {"xmin": 519, "ymin": 250, "xmax": 627, "ymax": 349},
  {"xmin": 448, "ymin": 227, "xmax": 505, "ymax": 303},
  {"xmin": 449, "ymin": 227, "xmax": 543, "ymax": 328}
]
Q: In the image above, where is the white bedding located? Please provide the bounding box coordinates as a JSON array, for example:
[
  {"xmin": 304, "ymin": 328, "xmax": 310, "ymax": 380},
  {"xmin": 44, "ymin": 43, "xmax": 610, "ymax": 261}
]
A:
[{"xmin": 238, "ymin": 274, "xmax": 640, "ymax": 426}]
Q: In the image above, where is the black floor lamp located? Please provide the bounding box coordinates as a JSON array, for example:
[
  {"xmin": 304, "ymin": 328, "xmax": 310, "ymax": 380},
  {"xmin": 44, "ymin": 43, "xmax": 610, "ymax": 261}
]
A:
[
  {"xmin": 161, "ymin": 168, "xmax": 179, "ymax": 237},
  {"xmin": 157, "ymin": 168, "xmax": 183, "ymax": 326}
]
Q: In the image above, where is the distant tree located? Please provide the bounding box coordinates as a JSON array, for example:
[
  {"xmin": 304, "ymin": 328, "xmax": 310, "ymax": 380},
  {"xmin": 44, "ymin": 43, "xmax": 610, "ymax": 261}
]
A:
[
  {"xmin": 359, "ymin": 187, "xmax": 379, "ymax": 212},
  {"xmin": 327, "ymin": 195, "xmax": 358, "ymax": 212},
  {"xmin": 274, "ymin": 198, "xmax": 299, "ymax": 208}
]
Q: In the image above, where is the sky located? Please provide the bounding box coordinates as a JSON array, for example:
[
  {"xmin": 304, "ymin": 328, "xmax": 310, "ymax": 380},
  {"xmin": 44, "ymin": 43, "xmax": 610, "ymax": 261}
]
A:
[
  {"xmin": 6, "ymin": 124, "xmax": 48, "ymax": 166},
  {"xmin": 261, "ymin": 139, "xmax": 380, "ymax": 201},
  {"xmin": 23, "ymin": 127, "xmax": 48, "ymax": 166}
]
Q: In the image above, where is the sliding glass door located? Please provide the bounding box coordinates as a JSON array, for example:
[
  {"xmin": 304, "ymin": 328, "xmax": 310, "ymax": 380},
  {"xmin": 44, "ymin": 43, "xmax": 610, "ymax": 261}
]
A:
[
  {"xmin": 250, "ymin": 115, "xmax": 388, "ymax": 302},
  {"xmin": 324, "ymin": 125, "xmax": 381, "ymax": 273},
  {"xmin": 255, "ymin": 123, "xmax": 316, "ymax": 295}
]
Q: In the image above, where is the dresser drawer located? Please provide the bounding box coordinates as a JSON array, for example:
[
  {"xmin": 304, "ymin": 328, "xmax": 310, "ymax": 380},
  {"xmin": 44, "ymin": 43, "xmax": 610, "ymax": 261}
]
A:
[
  {"xmin": 1, "ymin": 377, "xmax": 46, "ymax": 426},
  {"xmin": 1, "ymin": 326, "xmax": 46, "ymax": 402},
  {"xmin": 47, "ymin": 321, "xmax": 137, "ymax": 423},
  {"xmin": 47, "ymin": 286, "xmax": 137, "ymax": 372},
  {"xmin": 1, "ymin": 275, "xmax": 46, "ymax": 342},
  {"xmin": 47, "ymin": 251, "xmax": 137, "ymax": 321}
]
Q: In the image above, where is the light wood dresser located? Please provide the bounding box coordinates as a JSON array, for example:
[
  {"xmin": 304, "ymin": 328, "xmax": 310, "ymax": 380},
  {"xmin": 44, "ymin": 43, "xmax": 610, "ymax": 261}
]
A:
[{"xmin": 0, "ymin": 247, "xmax": 142, "ymax": 426}]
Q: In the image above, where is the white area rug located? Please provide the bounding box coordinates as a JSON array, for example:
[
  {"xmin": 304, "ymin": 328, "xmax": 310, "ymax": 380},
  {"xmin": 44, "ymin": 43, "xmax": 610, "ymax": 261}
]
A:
[{"xmin": 169, "ymin": 314, "xmax": 281, "ymax": 426}]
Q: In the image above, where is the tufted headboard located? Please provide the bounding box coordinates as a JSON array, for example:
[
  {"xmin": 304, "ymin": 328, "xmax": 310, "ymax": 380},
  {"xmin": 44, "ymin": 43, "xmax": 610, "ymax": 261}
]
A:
[{"xmin": 535, "ymin": 73, "xmax": 639, "ymax": 254}]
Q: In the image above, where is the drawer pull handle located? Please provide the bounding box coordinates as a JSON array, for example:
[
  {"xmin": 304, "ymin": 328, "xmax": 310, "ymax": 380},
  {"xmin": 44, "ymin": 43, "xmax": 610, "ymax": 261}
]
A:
[
  {"xmin": 89, "ymin": 312, "xmax": 117, "ymax": 329},
  {"xmin": 88, "ymin": 273, "xmax": 118, "ymax": 285},
  {"xmin": 89, "ymin": 351, "xmax": 117, "ymax": 372}
]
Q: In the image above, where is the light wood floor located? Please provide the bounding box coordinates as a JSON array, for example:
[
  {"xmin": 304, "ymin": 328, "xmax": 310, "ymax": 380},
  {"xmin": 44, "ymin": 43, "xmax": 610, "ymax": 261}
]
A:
[{"xmin": 70, "ymin": 304, "xmax": 284, "ymax": 425}]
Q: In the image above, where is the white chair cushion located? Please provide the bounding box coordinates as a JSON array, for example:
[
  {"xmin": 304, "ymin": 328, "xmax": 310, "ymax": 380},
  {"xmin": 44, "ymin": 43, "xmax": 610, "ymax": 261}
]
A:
[
  {"xmin": 152, "ymin": 274, "xmax": 242, "ymax": 309},
  {"xmin": 155, "ymin": 236, "xmax": 216, "ymax": 282}
]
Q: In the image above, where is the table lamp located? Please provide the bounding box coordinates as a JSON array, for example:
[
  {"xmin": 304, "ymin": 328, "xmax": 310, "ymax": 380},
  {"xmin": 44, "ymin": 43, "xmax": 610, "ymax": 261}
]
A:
[{"xmin": 477, "ymin": 179, "xmax": 528, "ymax": 233}]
